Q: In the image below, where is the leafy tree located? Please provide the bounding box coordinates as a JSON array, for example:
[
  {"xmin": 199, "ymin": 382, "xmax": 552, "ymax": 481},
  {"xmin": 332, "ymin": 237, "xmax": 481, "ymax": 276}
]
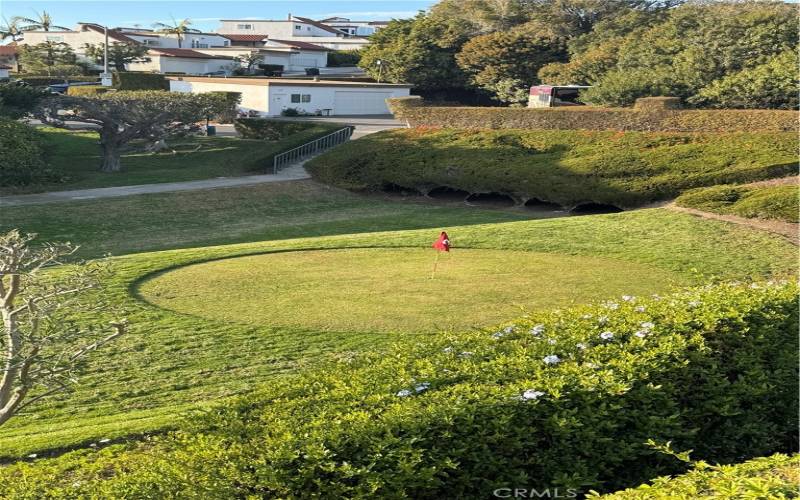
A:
[
  {"xmin": 0, "ymin": 81, "xmax": 47, "ymax": 118},
  {"xmin": 152, "ymin": 17, "xmax": 199, "ymax": 48},
  {"xmin": 358, "ymin": 14, "xmax": 472, "ymax": 91},
  {"xmin": 691, "ymin": 51, "xmax": 799, "ymax": 110},
  {"xmin": 83, "ymin": 42, "xmax": 150, "ymax": 71},
  {"xmin": 232, "ymin": 51, "xmax": 263, "ymax": 74},
  {"xmin": 0, "ymin": 230, "xmax": 127, "ymax": 427},
  {"xmin": 17, "ymin": 41, "xmax": 82, "ymax": 78},
  {"xmin": 457, "ymin": 30, "xmax": 567, "ymax": 104},
  {"xmin": 36, "ymin": 91, "xmax": 236, "ymax": 172},
  {"xmin": 12, "ymin": 10, "xmax": 68, "ymax": 32}
]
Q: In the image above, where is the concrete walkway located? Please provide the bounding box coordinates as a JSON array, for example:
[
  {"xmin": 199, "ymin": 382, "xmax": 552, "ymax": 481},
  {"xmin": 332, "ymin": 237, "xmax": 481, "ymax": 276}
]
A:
[{"xmin": 0, "ymin": 163, "xmax": 310, "ymax": 207}]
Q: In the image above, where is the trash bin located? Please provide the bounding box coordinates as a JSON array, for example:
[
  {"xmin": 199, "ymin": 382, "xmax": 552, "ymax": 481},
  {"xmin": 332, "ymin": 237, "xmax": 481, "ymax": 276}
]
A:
[{"xmin": 206, "ymin": 125, "xmax": 216, "ymax": 136}]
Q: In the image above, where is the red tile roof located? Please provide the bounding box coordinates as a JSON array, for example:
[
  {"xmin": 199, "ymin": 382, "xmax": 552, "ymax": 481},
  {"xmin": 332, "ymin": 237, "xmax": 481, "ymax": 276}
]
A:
[
  {"xmin": 0, "ymin": 46, "xmax": 17, "ymax": 55},
  {"xmin": 269, "ymin": 39, "xmax": 328, "ymax": 51},
  {"xmin": 150, "ymin": 48, "xmax": 235, "ymax": 59},
  {"xmin": 219, "ymin": 34, "xmax": 268, "ymax": 42}
]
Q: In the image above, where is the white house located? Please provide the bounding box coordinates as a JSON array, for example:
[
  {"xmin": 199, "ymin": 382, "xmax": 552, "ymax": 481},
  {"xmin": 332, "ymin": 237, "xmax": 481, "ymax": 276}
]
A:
[
  {"xmin": 169, "ymin": 76, "xmax": 411, "ymax": 116},
  {"xmin": 318, "ymin": 17, "xmax": 389, "ymax": 36},
  {"xmin": 217, "ymin": 15, "xmax": 369, "ymax": 50},
  {"xmin": 127, "ymin": 49, "xmax": 235, "ymax": 75},
  {"xmin": 0, "ymin": 65, "xmax": 10, "ymax": 79}
]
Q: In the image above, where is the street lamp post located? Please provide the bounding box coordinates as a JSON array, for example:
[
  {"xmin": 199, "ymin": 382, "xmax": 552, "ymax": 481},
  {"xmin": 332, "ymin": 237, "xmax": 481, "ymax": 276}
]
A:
[
  {"xmin": 100, "ymin": 25, "xmax": 112, "ymax": 86},
  {"xmin": 376, "ymin": 59, "xmax": 383, "ymax": 83}
]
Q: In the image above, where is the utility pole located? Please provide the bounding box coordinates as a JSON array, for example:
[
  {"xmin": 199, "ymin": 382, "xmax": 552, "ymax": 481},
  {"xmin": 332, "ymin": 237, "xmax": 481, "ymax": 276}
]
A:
[{"xmin": 101, "ymin": 25, "xmax": 112, "ymax": 86}]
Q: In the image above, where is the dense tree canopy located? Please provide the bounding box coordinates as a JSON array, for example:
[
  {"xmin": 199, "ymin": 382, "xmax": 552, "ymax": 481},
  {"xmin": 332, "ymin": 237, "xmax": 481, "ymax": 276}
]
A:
[
  {"xmin": 83, "ymin": 42, "xmax": 150, "ymax": 71},
  {"xmin": 363, "ymin": 0, "xmax": 797, "ymax": 108},
  {"xmin": 17, "ymin": 41, "xmax": 82, "ymax": 78}
]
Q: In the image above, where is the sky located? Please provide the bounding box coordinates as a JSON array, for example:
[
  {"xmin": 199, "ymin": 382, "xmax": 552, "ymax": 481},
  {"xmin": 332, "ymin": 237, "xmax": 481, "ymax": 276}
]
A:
[{"xmin": 0, "ymin": 0, "xmax": 437, "ymax": 32}]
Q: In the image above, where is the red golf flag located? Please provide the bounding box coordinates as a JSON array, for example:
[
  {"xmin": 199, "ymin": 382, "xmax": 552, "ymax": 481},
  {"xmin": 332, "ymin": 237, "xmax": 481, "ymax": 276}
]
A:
[{"xmin": 432, "ymin": 231, "xmax": 450, "ymax": 252}]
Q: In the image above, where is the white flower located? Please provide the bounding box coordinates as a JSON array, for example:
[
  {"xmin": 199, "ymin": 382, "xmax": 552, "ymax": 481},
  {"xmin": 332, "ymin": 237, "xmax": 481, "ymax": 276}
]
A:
[
  {"xmin": 749, "ymin": 283, "xmax": 760, "ymax": 289},
  {"xmin": 600, "ymin": 331, "xmax": 614, "ymax": 340},
  {"xmin": 688, "ymin": 300, "xmax": 701, "ymax": 308},
  {"xmin": 98, "ymin": 438, "xmax": 111, "ymax": 444},
  {"xmin": 414, "ymin": 382, "xmax": 431, "ymax": 393},
  {"xmin": 396, "ymin": 389, "xmax": 412, "ymax": 397},
  {"xmin": 543, "ymin": 355, "xmax": 561, "ymax": 365},
  {"xmin": 622, "ymin": 295, "xmax": 635, "ymax": 302},
  {"xmin": 492, "ymin": 332, "xmax": 505, "ymax": 340},
  {"xmin": 442, "ymin": 347, "xmax": 454, "ymax": 353},
  {"xmin": 547, "ymin": 338, "xmax": 557, "ymax": 345},
  {"xmin": 520, "ymin": 389, "xmax": 545, "ymax": 400},
  {"xmin": 635, "ymin": 306, "xmax": 646, "ymax": 313},
  {"xmin": 27, "ymin": 453, "xmax": 37, "ymax": 458},
  {"xmin": 503, "ymin": 325, "xmax": 516, "ymax": 334},
  {"xmin": 652, "ymin": 294, "xmax": 662, "ymax": 300},
  {"xmin": 634, "ymin": 330, "xmax": 648, "ymax": 338},
  {"xmin": 581, "ymin": 314, "xmax": 593, "ymax": 320},
  {"xmin": 606, "ymin": 302, "xmax": 620, "ymax": 310},
  {"xmin": 530, "ymin": 324, "xmax": 545, "ymax": 336},
  {"xmin": 598, "ymin": 316, "xmax": 609, "ymax": 325},
  {"xmin": 640, "ymin": 322, "xmax": 654, "ymax": 329},
  {"xmin": 576, "ymin": 343, "xmax": 587, "ymax": 350},
  {"xmin": 458, "ymin": 351, "xmax": 473, "ymax": 358}
]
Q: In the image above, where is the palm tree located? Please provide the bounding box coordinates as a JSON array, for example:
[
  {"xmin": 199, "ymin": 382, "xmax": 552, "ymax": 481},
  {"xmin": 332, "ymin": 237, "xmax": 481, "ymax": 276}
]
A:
[
  {"xmin": 0, "ymin": 16, "xmax": 23, "ymax": 42},
  {"xmin": 152, "ymin": 17, "xmax": 199, "ymax": 48},
  {"xmin": 14, "ymin": 10, "xmax": 69, "ymax": 32}
]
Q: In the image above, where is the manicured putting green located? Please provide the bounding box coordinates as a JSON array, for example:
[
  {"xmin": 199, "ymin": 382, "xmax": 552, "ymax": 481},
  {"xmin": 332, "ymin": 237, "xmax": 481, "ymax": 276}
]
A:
[{"xmin": 139, "ymin": 248, "xmax": 683, "ymax": 333}]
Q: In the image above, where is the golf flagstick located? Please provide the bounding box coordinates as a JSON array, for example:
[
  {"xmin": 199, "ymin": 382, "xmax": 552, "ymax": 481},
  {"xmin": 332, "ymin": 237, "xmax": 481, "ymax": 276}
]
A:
[{"xmin": 430, "ymin": 231, "xmax": 451, "ymax": 279}]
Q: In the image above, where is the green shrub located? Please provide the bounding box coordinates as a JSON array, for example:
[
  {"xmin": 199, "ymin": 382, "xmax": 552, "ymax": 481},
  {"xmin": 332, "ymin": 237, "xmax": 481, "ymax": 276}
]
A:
[
  {"xmin": 66, "ymin": 86, "xmax": 113, "ymax": 97},
  {"xmin": 16, "ymin": 76, "xmax": 99, "ymax": 87},
  {"xmin": 0, "ymin": 281, "xmax": 796, "ymax": 498},
  {"xmin": 327, "ymin": 50, "xmax": 361, "ymax": 67},
  {"xmin": 207, "ymin": 91, "xmax": 241, "ymax": 123},
  {"xmin": 306, "ymin": 128, "xmax": 797, "ymax": 208},
  {"xmin": 281, "ymin": 107, "xmax": 301, "ymax": 117},
  {"xmin": 112, "ymin": 72, "xmax": 168, "ymax": 90},
  {"xmin": 0, "ymin": 81, "xmax": 47, "ymax": 118},
  {"xmin": 0, "ymin": 118, "xmax": 59, "ymax": 187},
  {"xmin": 594, "ymin": 453, "xmax": 800, "ymax": 499},
  {"xmin": 387, "ymin": 97, "xmax": 799, "ymax": 132},
  {"xmin": 233, "ymin": 118, "xmax": 318, "ymax": 140},
  {"xmin": 676, "ymin": 183, "xmax": 799, "ymax": 223}
]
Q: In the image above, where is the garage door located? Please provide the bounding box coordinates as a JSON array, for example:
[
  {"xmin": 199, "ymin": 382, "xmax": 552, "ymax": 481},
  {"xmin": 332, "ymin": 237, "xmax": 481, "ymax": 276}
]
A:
[
  {"xmin": 334, "ymin": 91, "xmax": 393, "ymax": 115},
  {"xmin": 290, "ymin": 56, "xmax": 317, "ymax": 68}
]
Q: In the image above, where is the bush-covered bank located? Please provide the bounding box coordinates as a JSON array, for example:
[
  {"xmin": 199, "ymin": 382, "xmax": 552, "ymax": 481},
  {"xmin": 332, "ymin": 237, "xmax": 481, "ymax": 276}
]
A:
[
  {"xmin": 306, "ymin": 128, "xmax": 797, "ymax": 208},
  {"xmin": 0, "ymin": 280, "xmax": 796, "ymax": 498},
  {"xmin": 594, "ymin": 453, "xmax": 799, "ymax": 499},
  {"xmin": 676, "ymin": 183, "xmax": 799, "ymax": 223},
  {"xmin": 0, "ymin": 118, "xmax": 61, "ymax": 187},
  {"xmin": 387, "ymin": 97, "xmax": 799, "ymax": 132},
  {"xmin": 233, "ymin": 118, "xmax": 325, "ymax": 140}
]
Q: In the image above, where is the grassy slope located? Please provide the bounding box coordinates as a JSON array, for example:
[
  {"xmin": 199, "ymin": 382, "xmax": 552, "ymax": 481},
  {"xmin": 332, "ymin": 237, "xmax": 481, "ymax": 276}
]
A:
[
  {"xmin": 676, "ymin": 182, "xmax": 799, "ymax": 223},
  {"xmin": 306, "ymin": 129, "xmax": 798, "ymax": 208},
  {"xmin": 1, "ymin": 125, "xmax": 338, "ymax": 194},
  {"xmin": 0, "ymin": 182, "xmax": 795, "ymax": 459}
]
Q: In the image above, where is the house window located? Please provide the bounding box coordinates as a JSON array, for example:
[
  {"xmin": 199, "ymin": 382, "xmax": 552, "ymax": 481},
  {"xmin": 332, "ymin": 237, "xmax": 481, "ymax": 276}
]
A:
[
  {"xmin": 295, "ymin": 25, "xmax": 302, "ymax": 30},
  {"xmin": 237, "ymin": 24, "xmax": 252, "ymax": 30},
  {"xmin": 223, "ymin": 40, "xmax": 230, "ymax": 46},
  {"xmin": 291, "ymin": 94, "xmax": 311, "ymax": 103}
]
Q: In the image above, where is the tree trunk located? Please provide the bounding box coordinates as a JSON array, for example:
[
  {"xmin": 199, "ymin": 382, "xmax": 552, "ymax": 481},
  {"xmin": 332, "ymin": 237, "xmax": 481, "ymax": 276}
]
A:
[{"xmin": 100, "ymin": 145, "xmax": 122, "ymax": 172}]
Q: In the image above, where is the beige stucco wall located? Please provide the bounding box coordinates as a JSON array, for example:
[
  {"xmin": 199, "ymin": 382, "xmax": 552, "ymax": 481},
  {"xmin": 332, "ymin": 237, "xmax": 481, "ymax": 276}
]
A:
[
  {"xmin": 129, "ymin": 56, "xmax": 234, "ymax": 75},
  {"xmin": 170, "ymin": 79, "xmax": 269, "ymax": 114}
]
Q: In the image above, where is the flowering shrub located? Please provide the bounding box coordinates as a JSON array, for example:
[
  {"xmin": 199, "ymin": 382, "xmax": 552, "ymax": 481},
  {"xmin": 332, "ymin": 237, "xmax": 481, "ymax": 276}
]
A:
[
  {"xmin": 0, "ymin": 281, "xmax": 796, "ymax": 498},
  {"xmin": 593, "ymin": 453, "xmax": 799, "ymax": 499}
]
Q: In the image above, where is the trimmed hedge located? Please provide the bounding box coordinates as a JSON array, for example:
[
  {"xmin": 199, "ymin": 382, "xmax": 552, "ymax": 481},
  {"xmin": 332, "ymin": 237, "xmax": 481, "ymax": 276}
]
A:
[
  {"xmin": 595, "ymin": 453, "xmax": 800, "ymax": 499},
  {"xmin": 0, "ymin": 118, "xmax": 59, "ymax": 187},
  {"xmin": 112, "ymin": 72, "xmax": 168, "ymax": 90},
  {"xmin": 234, "ymin": 118, "xmax": 319, "ymax": 140},
  {"xmin": 15, "ymin": 76, "xmax": 99, "ymax": 87},
  {"xmin": 65, "ymin": 86, "xmax": 114, "ymax": 97},
  {"xmin": 305, "ymin": 128, "xmax": 798, "ymax": 208},
  {"xmin": 676, "ymin": 183, "xmax": 799, "ymax": 223},
  {"xmin": 0, "ymin": 281, "xmax": 796, "ymax": 497},
  {"xmin": 387, "ymin": 96, "xmax": 799, "ymax": 132}
]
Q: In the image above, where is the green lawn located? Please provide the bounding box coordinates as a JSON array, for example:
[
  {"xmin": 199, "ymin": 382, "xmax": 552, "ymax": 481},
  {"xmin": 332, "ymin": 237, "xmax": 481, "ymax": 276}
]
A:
[
  {"xmin": 0, "ymin": 183, "xmax": 795, "ymax": 459},
  {"xmin": 0, "ymin": 125, "xmax": 339, "ymax": 194},
  {"xmin": 676, "ymin": 181, "xmax": 799, "ymax": 223}
]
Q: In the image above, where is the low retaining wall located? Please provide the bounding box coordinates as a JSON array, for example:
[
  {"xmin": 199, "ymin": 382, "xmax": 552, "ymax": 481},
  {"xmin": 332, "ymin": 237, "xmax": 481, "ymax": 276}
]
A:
[{"xmin": 387, "ymin": 96, "xmax": 798, "ymax": 132}]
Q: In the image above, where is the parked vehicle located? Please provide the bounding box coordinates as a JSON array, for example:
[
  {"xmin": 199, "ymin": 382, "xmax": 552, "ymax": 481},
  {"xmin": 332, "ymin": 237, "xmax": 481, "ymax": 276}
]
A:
[
  {"xmin": 47, "ymin": 81, "xmax": 101, "ymax": 95},
  {"xmin": 528, "ymin": 85, "xmax": 592, "ymax": 108}
]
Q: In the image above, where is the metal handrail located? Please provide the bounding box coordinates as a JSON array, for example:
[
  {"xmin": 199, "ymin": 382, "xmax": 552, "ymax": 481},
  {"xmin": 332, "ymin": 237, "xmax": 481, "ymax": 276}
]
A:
[{"xmin": 272, "ymin": 126, "xmax": 355, "ymax": 174}]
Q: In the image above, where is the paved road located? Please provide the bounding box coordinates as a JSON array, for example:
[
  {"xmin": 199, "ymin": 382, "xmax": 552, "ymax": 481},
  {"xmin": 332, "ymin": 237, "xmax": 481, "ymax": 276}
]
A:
[{"xmin": 2, "ymin": 116, "xmax": 402, "ymax": 207}]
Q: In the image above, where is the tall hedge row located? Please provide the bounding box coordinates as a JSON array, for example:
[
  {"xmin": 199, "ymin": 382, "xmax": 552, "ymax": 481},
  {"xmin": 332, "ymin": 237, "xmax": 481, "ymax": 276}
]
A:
[
  {"xmin": 305, "ymin": 128, "xmax": 798, "ymax": 208},
  {"xmin": 112, "ymin": 72, "xmax": 168, "ymax": 90},
  {"xmin": 0, "ymin": 118, "xmax": 58, "ymax": 187},
  {"xmin": 0, "ymin": 281, "xmax": 796, "ymax": 497},
  {"xmin": 387, "ymin": 97, "xmax": 799, "ymax": 132}
]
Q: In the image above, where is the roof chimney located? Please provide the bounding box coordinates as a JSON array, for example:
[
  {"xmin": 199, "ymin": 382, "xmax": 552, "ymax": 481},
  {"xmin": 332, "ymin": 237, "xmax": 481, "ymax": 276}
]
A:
[{"xmin": 288, "ymin": 13, "xmax": 292, "ymax": 20}]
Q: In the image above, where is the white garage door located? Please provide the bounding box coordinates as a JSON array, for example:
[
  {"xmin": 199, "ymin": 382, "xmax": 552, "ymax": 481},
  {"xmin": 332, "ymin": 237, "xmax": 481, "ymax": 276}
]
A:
[
  {"xmin": 333, "ymin": 91, "xmax": 393, "ymax": 115},
  {"xmin": 290, "ymin": 56, "xmax": 317, "ymax": 68}
]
